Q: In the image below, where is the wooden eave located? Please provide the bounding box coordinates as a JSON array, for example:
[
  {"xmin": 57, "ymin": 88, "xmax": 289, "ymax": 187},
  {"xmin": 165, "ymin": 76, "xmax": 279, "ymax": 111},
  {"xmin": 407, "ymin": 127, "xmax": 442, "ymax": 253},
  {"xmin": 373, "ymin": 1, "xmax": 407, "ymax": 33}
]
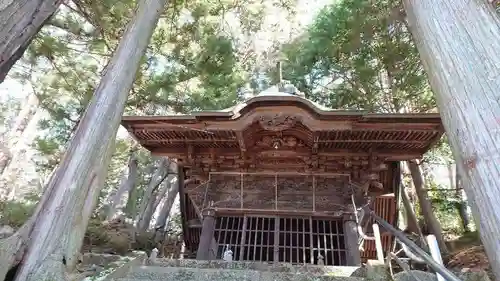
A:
[{"xmin": 122, "ymin": 98, "xmax": 444, "ymax": 160}]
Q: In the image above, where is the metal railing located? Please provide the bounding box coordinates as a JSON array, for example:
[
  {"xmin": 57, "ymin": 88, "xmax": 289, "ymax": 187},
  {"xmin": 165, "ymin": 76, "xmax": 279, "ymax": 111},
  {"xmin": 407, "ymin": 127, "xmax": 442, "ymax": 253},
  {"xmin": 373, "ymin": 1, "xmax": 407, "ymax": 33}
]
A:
[{"xmin": 354, "ymin": 199, "xmax": 461, "ymax": 281}]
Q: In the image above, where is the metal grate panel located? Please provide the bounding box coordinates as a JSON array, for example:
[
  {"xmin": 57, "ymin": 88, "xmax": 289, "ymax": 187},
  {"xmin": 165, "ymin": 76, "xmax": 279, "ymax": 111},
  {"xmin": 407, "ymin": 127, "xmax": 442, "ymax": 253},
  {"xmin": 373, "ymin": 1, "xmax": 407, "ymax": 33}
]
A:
[
  {"xmin": 214, "ymin": 216, "xmax": 244, "ymax": 259},
  {"xmin": 312, "ymin": 218, "xmax": 346, "ymax": 265},
  {"xmin": 214, "ymin": 215, "xmax": 346, "ymax": 265},
  {"xmin": 242, "ymin": 217, "xmax": 275, "ymax": 262},
  {"xmin": 278, "ymin": 217, "xmax": 311, "ymax": 264}
]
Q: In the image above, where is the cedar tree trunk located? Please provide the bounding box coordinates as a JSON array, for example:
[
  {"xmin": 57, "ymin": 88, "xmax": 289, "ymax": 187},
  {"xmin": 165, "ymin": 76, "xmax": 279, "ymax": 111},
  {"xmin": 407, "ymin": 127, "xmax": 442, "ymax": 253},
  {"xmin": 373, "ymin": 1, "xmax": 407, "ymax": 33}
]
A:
[
  {"xmin": 403, "ymin": 0, "xmax": 500, "ymax": 277},
  {"xmin": 0, "ymin": 0, "xmax": 169, "ymax": 279}
]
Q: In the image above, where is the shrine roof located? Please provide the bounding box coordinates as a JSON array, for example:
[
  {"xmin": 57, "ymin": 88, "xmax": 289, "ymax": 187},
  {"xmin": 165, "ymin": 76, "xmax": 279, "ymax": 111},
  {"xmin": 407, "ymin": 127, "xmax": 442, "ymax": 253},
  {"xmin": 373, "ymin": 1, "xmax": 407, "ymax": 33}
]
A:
[
  {"xmin": 122, "ymin": 86, "xmax": 444, "ymax": 159},
  {"xmin": 122, "ymin": 86, "xmax": 441, "ymax": 124}
]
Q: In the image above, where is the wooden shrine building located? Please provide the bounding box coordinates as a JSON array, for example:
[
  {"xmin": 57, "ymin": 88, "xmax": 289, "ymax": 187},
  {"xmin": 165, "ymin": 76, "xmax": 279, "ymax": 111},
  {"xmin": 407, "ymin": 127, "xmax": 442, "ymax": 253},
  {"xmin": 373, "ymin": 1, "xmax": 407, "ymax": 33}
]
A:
[{"xmin": 122, "ymin": 86, "xmax": 443, "ymax": 265}]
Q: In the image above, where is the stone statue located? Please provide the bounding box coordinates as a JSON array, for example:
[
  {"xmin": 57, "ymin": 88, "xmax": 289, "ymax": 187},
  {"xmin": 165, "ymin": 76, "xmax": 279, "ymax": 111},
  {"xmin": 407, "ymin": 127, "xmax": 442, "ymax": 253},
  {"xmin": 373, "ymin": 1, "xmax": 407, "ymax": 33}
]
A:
[{"xmin": 223, "ymin": 245, "xmax": 233, "ymax": 262}]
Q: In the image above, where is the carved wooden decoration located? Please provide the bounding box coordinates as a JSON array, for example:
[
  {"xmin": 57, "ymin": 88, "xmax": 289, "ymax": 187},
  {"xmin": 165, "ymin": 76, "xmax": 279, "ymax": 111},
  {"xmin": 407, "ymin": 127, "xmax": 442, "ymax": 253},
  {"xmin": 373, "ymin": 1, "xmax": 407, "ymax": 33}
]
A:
[
  {"xmin": 256, "ymin": 135, "xmax": 305, "ymax": 150},
  {"xmin": 257, "ymin": 113, "xmax": 299, "ymax": 131}
]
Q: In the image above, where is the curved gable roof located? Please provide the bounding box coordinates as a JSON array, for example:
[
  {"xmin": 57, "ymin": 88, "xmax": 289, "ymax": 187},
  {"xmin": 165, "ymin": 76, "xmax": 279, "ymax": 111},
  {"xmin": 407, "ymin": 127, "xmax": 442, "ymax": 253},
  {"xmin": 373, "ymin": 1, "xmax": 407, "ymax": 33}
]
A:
[{"xmin": 123, "ymin": 86, "xmax": 370, "ymax": 123}]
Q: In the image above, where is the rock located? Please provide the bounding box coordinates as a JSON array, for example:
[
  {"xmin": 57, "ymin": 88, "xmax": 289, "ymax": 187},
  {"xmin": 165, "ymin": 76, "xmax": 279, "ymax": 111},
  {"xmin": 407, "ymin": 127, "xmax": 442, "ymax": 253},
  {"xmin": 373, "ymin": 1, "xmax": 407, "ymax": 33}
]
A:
[
  {"xmin": 393, "ymin": 270, "xmax": 437, "ymax": 281},
  {"xmin": 0, "ymin": 225, "xmax": 14, "ymax": 238}
]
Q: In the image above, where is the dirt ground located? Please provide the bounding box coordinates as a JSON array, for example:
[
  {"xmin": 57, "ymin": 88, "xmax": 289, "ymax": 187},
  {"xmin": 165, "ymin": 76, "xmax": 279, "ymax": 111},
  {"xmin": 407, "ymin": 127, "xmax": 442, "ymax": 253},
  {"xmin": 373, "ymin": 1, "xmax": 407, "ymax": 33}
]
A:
[{"xmin": 447, "ymin": 245, "xmax": 490, "ymax": 272}]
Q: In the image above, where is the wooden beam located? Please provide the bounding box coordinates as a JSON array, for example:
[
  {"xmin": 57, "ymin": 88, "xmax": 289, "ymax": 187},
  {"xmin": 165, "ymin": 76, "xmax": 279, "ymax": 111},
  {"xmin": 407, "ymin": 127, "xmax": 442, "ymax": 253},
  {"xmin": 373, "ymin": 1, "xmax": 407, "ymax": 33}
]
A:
[
  {"xmin": 141, "ymin": 137, "xmax": 429, "ymax": 145},
  {"xmin": 152, "ymin": 147, "xmax": 423, "ymax": 159},
  {"xmin": 317, "ymin": 139, "xmax": 429, "ymax": 144},
  {"xmin": 235, "ymin": 131, "xmax": 246, "ymax": 152},
  {"xmin": 196, "ymin": 208, "xmax": 216, "ymax": 260},
  {"xmin": 312, "ymin": 133, "xmax": 319, "ymax": 154},
  {"xmin": 128, "ymin": 122, "xmax": 441, "ymax": 132},
  {"xmin": 178, "ymin": 165, "xmax": 189, "ymax": 250},
  {"xmin": 187, "ymin": 144, "xmax": 194, "ymax": 165},
  {"xmin": 187, "ymin": 218, "xmax": 202, "ymax": 228},
  {"xmin": 141, "ymin": 139, "xmax": 237, "ymax": 144},
  {"xmin": 353, "ymin": 123, "xmax": 441, "ymax": 131},
  {"xmin": 188, "ymin": 189, "xmax": 347, "ymax": 197},
  {"xmin": 214, "ymin": 208, "xmax": 349, "ymax": 218},
  {"xmin": 206, "ymin": 171, "xmax": 350, "ymax": 176}
]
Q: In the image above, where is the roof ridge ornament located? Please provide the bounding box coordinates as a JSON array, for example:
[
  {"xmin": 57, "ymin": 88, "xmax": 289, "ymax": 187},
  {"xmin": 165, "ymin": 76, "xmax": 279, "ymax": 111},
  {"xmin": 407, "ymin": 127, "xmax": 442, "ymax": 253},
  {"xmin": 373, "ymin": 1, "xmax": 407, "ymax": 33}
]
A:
[
  {"xmin": 275, "ymin": 60, "xmax": 306, "ymax": 98},
  {"xmin": 277, "ymin": 81, "xmax": 306, "ymax": 98}
]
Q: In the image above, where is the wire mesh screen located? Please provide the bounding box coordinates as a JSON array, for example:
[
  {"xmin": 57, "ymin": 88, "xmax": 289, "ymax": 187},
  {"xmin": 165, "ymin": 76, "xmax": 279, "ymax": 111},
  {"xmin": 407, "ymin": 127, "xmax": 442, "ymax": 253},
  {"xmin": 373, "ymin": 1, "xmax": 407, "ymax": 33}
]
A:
[
  {"xmin": 214, "ymin": 215, "xmax": 347, "ymax": 265},
  {"xmin": 201, "ymin": 172, "xmax": 351, "ymax": 214}
]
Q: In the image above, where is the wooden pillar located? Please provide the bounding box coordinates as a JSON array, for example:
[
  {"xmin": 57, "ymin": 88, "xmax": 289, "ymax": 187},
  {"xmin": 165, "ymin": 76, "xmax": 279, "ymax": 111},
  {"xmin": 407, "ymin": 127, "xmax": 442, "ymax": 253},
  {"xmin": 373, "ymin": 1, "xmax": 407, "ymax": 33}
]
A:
[
  {"xmin": 196, "ymin": 207, "xmax": 216, "ymax": 260},
  {"xmin": 343, "ymin": 218, "xmax": 361, "ymax": 266}
]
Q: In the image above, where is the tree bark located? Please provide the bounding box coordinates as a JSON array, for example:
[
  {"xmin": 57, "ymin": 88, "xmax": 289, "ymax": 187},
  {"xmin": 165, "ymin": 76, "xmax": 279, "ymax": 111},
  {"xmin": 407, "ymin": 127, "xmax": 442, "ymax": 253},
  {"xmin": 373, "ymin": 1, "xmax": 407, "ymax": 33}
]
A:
[
  {"xmin": 0, "ymin": 93, "xmax": 38, "ymax": 175},
  {"xmin": 0, "ymin": 1, "xmax": 63, "ymax": 83},
  {"xmin": 155, "ymin": 176, "xmax": 179, "ymax": 230},
  {"xmin": 106, "ymin": 149, "xmax": 139, "ymax": 221},
  {"xmin": 455, "ymin": 166, "xmax": 471, "ymax": 232},
  {"xmin": 400, "ymin": 182, "xmax": 424, "ymax": 239},
  {"xmin": 65, "ymin": 138, "xmax": 115, "ymax": 272},
  {"xmin": 125, "ymin": 183, "xmax": 139, "ymax": 219},
  {"xmin": 139, "ymin": 178, "xmax": 169, "ymax": 233},
  {"xmin": 0, "ymin": 142, "xmax": 11, "ymax": 182},
  {"xmin": 3, "ymin": 0, "xmax": 168, "ymax": 278},
  {"xmin": 402, "ymin": 1, "xmax": 500, "ymax": 277},
  {"xmin": 448, "ymin": 162, "xmax": 471, "ymax": 232},
  {"xmin": 149, "ymin": 175, "xmax": 173, "ymax": 227},
  {"xmin": 407, "ymin": 160, "xmax": 448, "ymax": 254},
  {"xmin": 0, "ymin": 170, "xmax": 55, "ymax": 280},
  {"xmin": 153, "ymin": 176, "xmax": 179, "ymax": 251},
  {"xmin": 135, "ymin": 157, "xmax": 169, "ymax": 232}
]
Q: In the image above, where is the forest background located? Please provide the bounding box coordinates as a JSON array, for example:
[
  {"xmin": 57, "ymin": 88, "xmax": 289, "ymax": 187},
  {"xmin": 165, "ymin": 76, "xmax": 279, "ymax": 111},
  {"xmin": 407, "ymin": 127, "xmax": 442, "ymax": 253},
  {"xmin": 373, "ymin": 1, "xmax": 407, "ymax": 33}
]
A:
[{"xmin": 0, "ymin": 0, "xmax": 480, "ymax": 263}]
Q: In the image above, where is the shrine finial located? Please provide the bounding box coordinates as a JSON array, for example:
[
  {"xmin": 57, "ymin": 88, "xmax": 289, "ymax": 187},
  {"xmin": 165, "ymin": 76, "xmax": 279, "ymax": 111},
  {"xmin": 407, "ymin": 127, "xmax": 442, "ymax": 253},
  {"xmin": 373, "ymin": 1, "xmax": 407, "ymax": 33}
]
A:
[{"xmin": 277, "ymin": 60, "xmax": 283, "ymax": 84}]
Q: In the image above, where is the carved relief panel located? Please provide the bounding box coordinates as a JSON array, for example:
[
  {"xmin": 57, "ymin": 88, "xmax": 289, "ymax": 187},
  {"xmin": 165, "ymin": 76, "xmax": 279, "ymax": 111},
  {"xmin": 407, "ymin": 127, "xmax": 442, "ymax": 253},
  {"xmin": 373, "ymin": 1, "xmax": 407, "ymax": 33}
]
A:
[
  {"xmin": 255, "ymin": 135, "xmax": 306, "ymax": 150},
  {"xmin": 257, "ymin": 113, "xmax": 300, "ymax": 131}
]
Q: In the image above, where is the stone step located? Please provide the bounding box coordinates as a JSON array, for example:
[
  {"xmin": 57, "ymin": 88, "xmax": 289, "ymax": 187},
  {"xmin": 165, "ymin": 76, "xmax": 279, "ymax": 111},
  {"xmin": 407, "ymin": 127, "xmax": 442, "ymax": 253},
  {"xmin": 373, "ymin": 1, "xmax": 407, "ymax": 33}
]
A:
[
  {"xmin": 120, "ymin": 266, "xmax": 366, "ymax": 281},
  {"xmin": 149, "ymin": 259, "xmax": 366, "ymax": 277}
]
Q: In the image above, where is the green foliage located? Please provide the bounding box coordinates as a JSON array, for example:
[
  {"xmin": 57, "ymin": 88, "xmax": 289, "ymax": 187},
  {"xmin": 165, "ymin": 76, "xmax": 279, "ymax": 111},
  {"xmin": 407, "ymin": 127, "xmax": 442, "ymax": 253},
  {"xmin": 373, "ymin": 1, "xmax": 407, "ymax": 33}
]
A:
[
  {"xmin": 423, "ymin": 136, "xmax": 453, "ymax": 165},
  {"xmin": 278, "ymin": 0, "xmax": 469, "ymax": 236},
  {"xmin": 12, "ymin": 0, "xmax": 299, "ymax": 220},
  {"xmin": 280, "ymin": 0, "xmax": 435, "ymax": 113},
  {"xmin": 20, "ymin": 0, "xmax": 297, "ymax": 176},
  {"xmin": 0, "ymin": 96, "xmax": 21, "ymax": 131},
  {"xmin": 0, "ymin": 198, "xmax": 37, "ymax": 228},
  {"xmin": 426, "ymin": 180, "xmax": 463, "ymax": 234}
]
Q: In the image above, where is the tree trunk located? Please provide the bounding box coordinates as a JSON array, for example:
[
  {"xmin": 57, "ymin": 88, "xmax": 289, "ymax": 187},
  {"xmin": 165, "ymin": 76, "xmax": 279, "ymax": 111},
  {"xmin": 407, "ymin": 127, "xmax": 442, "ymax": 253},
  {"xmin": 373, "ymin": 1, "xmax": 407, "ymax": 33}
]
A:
[
  {"xmin": 400, "ymin": 182, "xmax": 424, "ymax": 239},
  {"xmin": 0, "ymin": 0, "xmax": 168, "ymax": 278},
  {"xmin": 448, "ymin": 162, "xmax": 471, "ymax": 232},
  {"xmin": 138, "ymin": 178, "xmax": 169, "ymax": 233},
  {"xmin": 155, "ymin": 176, "xmax": 179, "ymax": 230},
  {"xmin": 148, "ymin": 175, "xmax": 173, "ymax": 227},
  {"xmin": 135, "ymin": 157, "xmax": 169, "ymax": 232},
  {"xmin": 0, "ymin": 170, "xmax": 56, "ymax": 280},
  {"xmin": 403, "ymin": 1, "xmax": 500, "ymax": 277},
  {"xmin": 153, "ymin": 176, "xmax": 179, "ymax": 250},
  {"xmin": 65, "ymin": 139, "xmax": 115, "ymax": 272},
  {"xmin": 0, "ymin": 1, "xmax": 63, "ymax": 83},
  {"xmin": 0, "ymin": 142, "xmax": 11, "ymax": 182},
  {"xmin": 407, "ymin": 160, "xmax": 448, "ymax": 254},
  {"xmin": 455, "ymin": 166, "xmax": 471, "ymax": 232},
  {"xmin": 125, "ymin": 183, "xmax": 139, "ymax": 219},
  {"xmin": 106, "ymin": 150, "xmax": 139, "ymax": 221},
  {"xmin": 0, "ymin": 93, "xmax": 38, "ymax": 175}
]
